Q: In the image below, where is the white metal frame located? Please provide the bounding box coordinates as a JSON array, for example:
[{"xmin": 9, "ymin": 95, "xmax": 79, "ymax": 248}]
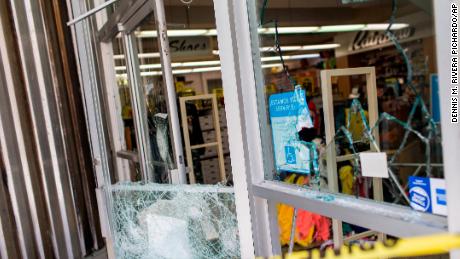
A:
[
  {"xmin": 122, "ymin": 32, "xmax": 153, "ymax": 180},
  {"xmin": 213, "ymin": 1, "xmax": 263, "ymax": 256},
  {"xmin": 150, "ymin": 0, "xmax": 187, "ymax": 183}
]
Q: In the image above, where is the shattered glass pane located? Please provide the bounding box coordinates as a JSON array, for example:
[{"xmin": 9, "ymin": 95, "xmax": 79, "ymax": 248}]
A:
[{"xmin": 109, "ymin": 183, "xmax": 240, "ymax": 259}]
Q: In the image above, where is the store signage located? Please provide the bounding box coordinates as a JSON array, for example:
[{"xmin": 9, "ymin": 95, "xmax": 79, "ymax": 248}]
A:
[
  {"xmin": 268, "ymin": 88, "xmax": 313, "ymax": 174},
  {"xmin": 408, "ymin": 176, "xmax": 447, "ymax": 216},
  {"xmin": 169, "ymin": 37, "xmax": 212, "ymax": 59},
  {"xmin": 350, "ymin": 27, "xmax": 415, "ymax": 52}
]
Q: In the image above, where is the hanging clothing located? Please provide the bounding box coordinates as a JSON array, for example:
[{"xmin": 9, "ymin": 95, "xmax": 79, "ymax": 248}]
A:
[
  {"xmin": 277, "ymin": 174, "xmax": 331, "ymax": 247},
  {"xmin": 339, "ymin": 165, "xmax": 354, "ymax": 195}
]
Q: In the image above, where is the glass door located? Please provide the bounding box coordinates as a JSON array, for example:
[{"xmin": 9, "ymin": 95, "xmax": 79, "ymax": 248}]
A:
[{"xmin": 97, "ymin": 0, "xmax": 237, "ymax": 186}]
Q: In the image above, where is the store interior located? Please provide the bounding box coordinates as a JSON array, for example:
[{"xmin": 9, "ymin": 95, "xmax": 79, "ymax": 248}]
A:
[{"xmin": 107, "ymin": 0, "xmax": 444, "ymax": 253}]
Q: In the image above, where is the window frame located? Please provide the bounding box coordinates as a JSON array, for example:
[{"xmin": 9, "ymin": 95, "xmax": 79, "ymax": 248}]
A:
[{"xmin": 214, "ymin": 0, "xmax": 459, "ymax": 257}]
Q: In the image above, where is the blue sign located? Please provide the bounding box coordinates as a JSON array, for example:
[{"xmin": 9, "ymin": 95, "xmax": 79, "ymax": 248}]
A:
[
  {"xmin": 409, "ymin": 176, "xmax": 447, "ymax": 216},
  {"xmin": 269, "ymin": 88, "xmax": 313, "ymax": 174}
]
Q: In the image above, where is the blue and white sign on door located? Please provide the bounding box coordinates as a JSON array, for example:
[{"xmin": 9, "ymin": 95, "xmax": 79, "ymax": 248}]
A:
[
  {"xmin": 268, "ymin": 87, "xmax": 313, "ymax": 174},
  {"xmin": 408, "ymin": 176, "xmax": 447, "ymax": 216}
]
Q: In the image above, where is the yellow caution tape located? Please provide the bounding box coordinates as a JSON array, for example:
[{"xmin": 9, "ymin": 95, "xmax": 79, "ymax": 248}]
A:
[{"xmin": 258, "ymin": 234, "xmax": 460, "ymax": 259}]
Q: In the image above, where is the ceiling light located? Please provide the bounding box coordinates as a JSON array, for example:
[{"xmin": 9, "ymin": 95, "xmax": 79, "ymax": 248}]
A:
[
  {"xmin": 140, "ymin": 71, "xmax": 162, "ymax": 76},
  {"xmin": 261, "ymin": 53, "xmax": 320, "ymax": 62},
  {"xmin": 317, "ymin": 24, "xmax": 366, "ymax": 33},
  {"xmin": 140, "ymin": 64, "xmax": 162, "ymax": 69},
  {"xmin": 259, "ymin": 26, "xmax": 319, "ymax": 34},
  {"xmin": 114, "ymin": 52, "xmax": 161, "ymax": 60},
  {"xmin": 364, "ymin": 23, "xmax": 409, "ymax": 31},
  {"xmin": 177, "ymin": 60, "xmax": 221, "ymax": 67},
  {"xmin": 172, "ymin": 68, "xmax": 194, "ymax": 74},
  {"xmin": 191, "ymin": 66, "xmax": 222, "ymax": 73},
  {"xmin": 300, "ymin": 43, "xmax": 340, "ymax": 50},
  {"xmin": 135, "ymin": 29, "xmax": 217, "ymax": 38},
  {"xmin": 284, "ymin": 53, "xmax": 321, "ymax": 59}
]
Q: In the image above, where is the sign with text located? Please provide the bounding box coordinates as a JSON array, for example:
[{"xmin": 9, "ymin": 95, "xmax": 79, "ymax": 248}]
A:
[
  {"xmin": 350, "ymin": 27, "xmax": 415, "ymax": 52},
  {"xmin": 269, "ymin": 89, "xmax": 313, "ymax": 174},
  {"xmin": 169, "ymin": 37, "xmax": 213, "ymax": 60},
  {"xmin": 334, "ymin": 12, "xmax": 435, "ymax": 57},
  {"xmin": 409, "ymin": 176, "xmax": 447, "ymax": 216}
]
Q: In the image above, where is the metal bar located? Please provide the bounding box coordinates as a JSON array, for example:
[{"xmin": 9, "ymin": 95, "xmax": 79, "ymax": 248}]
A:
[
  {"xmin": 121, "ymin": 2, "xmax": 153, "ymax": 34},
  {"xmin": 344, "ymin": 231, "xmax": 378, "ymax": 244},
  {"xmin": 67, "ymin": 0, "xmax": 120, "ymax": 26},
  {"xmin": 288, "ymin": 208, "xmax": 298, "ymax": 253},
  {"xmin": 433, "ymin": 1, "xmax": 460, "ymax": 258},
  {"xmin": 93, "ymin": 0, "xmax": 131, "ymax": 181},
  {"xmin": 151, "ymin": 0, "xmax": 187, "ymax": 184},
  {"xmin": 254, "ymin": 181, "xmax": 447, "ymax": 237},
  {"xmin": 116, "ymin": 150, "xmax": 139, "ymax": 163},
  {"xmin": 97, "ymin": 0, "xmax": 139, "ymax": 42},
  {"xmin": 122, "ymin": 33, "xmax": 153, "ymax": 181},
  {"xmin": 191, "ymin": 142, "xmax": 219, "ymax": 149},
  {"xmin": 119, "ymin": 0, "xmax": 148, "ymax": 24},
  {"xmin": 267, "ymin": 200, "xmax": 282, "ymax": 256}
]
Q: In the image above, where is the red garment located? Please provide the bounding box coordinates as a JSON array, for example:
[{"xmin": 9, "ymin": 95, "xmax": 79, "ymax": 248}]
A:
[{"xmin": 296, "ymin": 209, "xmax": 331, "ymax": 242}]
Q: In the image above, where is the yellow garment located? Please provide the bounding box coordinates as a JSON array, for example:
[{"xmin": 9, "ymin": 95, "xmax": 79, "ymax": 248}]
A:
[
  {"xmin": 339, "ymin": 165, "xmax": 354, "ymax": 195},
  {"xmin": 122, "ymin": 105, "xmax": 133, "ymax": 120},
  {"xmin": 345, "ymin": 108, "xmax": 369, "ymax": 141},
  {"xmin": 277, "ymin": 175, "xmax": 315, "ymax": 247}
]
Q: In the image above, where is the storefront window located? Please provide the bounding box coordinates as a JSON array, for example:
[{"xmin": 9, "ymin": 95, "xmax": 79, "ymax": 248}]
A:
[
  {"xmin": 109, "ymin": 1, "xmax": 233, "ymax": 185},
  {"xmin": 247, "ymin": 0, "xmax": 444, "ymax": 248}
]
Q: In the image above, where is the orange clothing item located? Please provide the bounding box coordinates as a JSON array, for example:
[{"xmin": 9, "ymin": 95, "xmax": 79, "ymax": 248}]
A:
[{"xmin": 277, "ymin": 174, "xmax": 331, "ymax": 247}]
